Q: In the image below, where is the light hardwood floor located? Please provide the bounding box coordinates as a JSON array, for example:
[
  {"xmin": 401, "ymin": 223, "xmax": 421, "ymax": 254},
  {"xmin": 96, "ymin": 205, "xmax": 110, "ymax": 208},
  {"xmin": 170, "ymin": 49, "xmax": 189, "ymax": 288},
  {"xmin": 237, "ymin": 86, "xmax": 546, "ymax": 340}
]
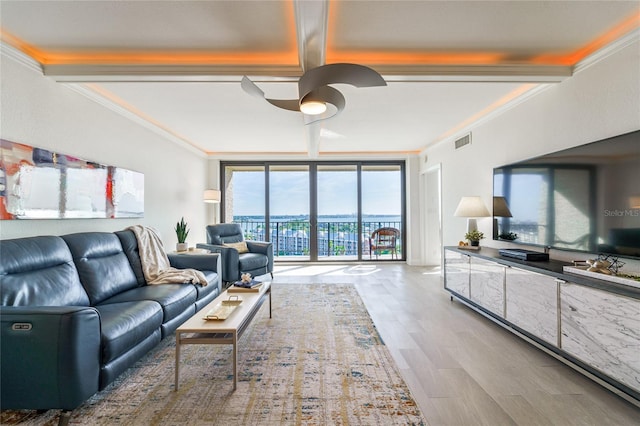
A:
[{"xmin": 271, "ymin": 263, "xmax": 640, "ymax": 426}]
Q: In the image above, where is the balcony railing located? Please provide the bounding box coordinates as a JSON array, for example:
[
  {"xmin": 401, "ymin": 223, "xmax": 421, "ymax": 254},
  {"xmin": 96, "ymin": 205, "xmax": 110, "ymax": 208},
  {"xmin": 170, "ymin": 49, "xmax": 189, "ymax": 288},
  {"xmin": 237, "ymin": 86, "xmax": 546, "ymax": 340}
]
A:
[{"xmin": 235, "ymin": 220, "xmax": 402, "ymax": 259}]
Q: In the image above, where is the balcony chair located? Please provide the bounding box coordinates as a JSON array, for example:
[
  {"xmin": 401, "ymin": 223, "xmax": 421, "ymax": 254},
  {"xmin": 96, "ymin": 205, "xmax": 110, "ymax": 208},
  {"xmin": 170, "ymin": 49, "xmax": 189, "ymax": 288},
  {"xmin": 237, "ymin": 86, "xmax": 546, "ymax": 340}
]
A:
[
  {"xmin": 197, "ymin": 223, "xmax": 273, "ymax": 284},
  {"xmin": 369, "ymin": 227, "xmax": 400, "ymax": 259}
]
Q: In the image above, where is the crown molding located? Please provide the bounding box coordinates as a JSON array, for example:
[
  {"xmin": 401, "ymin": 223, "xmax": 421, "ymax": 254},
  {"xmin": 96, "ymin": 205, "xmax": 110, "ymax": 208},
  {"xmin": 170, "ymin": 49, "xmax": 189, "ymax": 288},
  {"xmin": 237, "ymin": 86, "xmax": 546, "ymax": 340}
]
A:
[
  {"xmin": 0, "ymin": 41, "xmax": 43, "ymax": 74},
  {"xmin": 64, "ymin": 83, "xmax": 207, "ymax": 158},
  {"xmin": 574, "ymin": 28, "xmax": 640, "ymax": 74}
]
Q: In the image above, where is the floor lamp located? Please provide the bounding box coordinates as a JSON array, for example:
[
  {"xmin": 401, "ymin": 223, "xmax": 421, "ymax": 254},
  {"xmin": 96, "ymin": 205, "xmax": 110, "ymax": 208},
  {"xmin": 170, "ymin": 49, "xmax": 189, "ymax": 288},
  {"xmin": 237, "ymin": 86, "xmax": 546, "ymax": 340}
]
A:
[
  {"xmin": 203, "ymin": 189, "xmax": 221, "ymax": 224},
  {"xmin": 454, "ymin": 196, "xmax": 490, "ymax": 233}
]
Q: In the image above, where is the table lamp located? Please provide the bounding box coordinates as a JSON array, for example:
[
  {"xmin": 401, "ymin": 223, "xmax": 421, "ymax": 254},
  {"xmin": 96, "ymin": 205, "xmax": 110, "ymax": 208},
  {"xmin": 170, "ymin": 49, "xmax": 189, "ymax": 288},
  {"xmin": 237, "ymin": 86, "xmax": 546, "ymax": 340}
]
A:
[
  {"xmin": 493, "ymin": 196, "xmax": 513, "ymax": 239},
  {"xmin": 454, "ymin": 196, "xmax": 490, "ymax": 233}
]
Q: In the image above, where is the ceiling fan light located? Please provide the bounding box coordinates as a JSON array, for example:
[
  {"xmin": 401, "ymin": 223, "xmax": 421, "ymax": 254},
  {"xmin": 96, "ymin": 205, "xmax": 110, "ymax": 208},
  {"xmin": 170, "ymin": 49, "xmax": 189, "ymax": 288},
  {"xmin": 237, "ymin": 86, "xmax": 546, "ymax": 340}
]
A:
[{"xmin": 300, "ymin": 100, "xmax": 327, "ymax": 115}]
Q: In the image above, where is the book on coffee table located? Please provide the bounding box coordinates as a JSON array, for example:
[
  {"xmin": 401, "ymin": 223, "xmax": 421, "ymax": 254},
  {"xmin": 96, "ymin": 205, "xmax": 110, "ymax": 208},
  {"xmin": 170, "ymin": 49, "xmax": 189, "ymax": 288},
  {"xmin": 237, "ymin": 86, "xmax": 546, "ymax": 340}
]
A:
[{"xmin": 227, "ymin": 280, "xmax": 262, "ymax": 293}]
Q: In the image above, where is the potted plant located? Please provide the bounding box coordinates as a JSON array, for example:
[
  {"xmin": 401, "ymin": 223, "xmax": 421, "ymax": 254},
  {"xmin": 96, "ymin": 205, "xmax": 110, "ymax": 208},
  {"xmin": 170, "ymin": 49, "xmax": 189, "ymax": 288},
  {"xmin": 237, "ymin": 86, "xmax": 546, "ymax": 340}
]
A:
[
  {"xmin": 498, "ymin": 231, "xmax": 518, "ymax": 241},
  {"xmin": 175, "ymin": 217, "xmax": 189, "ymax": 252},
  {"xmin": 464, "ymin": 229, "xmax": 485, "ymax": 247}
]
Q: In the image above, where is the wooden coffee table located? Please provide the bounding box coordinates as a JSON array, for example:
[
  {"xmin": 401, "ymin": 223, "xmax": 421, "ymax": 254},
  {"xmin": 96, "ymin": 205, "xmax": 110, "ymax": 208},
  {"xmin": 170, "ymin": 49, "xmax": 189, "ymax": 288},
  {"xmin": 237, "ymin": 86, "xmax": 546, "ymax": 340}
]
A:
[{"xmin": 174, "ymin": 281, "xmax": 271, "ymax": 390}]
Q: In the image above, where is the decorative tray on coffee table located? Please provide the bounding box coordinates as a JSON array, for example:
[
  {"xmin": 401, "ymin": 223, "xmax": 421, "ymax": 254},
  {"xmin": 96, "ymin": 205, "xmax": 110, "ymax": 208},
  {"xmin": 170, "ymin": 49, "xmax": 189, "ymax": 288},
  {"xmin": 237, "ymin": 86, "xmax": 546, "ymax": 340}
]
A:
[{"xmin": 203, "ymin": 296, "xmax": 242, "ymax": 320}]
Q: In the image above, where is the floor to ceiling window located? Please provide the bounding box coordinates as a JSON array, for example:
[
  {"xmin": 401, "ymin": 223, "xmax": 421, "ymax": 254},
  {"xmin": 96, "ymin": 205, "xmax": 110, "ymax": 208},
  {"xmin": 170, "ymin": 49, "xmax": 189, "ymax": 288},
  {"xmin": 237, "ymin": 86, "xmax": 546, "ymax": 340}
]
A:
[
  {"xmin": 221, "ymin": 161, "xmax": 405, "ymax": 262},
  {"xmin": 269, "ymin": 165, "xmax": 310, "ymax": 260},
  {"xmin": 317, "ymin": 165, "xmax": 359, "ymax": 260}
]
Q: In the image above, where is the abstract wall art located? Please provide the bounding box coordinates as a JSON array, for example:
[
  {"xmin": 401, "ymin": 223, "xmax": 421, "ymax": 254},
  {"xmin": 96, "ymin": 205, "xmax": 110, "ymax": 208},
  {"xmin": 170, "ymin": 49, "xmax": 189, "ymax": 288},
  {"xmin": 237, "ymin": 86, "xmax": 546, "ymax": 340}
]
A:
[{"xmin": 0, "ymin": 139, "xmax": 144, "ymax": 220}]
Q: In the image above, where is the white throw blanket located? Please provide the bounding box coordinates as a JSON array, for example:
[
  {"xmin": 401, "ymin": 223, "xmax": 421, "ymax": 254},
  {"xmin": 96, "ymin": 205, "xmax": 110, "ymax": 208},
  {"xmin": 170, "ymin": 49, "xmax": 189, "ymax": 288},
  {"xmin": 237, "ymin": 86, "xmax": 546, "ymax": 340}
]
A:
[{"xmin": 127, "ymin": 225, "xmax": 208, "ymax": 287}]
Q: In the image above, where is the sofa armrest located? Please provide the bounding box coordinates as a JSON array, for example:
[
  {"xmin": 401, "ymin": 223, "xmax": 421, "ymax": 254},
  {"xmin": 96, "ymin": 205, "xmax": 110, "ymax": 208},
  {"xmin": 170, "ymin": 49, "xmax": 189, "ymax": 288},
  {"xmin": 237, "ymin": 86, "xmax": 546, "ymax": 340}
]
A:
[
  {"xmin": 246, "ymin": 241, "xmax": 273, "ymax": 275},
  {"xmin": 0, "ymin": 306, "xmax": 101, "ymax": 411},
  {"xmin": 167, "ymin": 252, "xmax": 221, "ymax": 273},
  {"xmin": 168, "ymin": 252, "xmax": 222, "ymax": 292},
  {"xmin": 196, "ymin": 243, "xmax": 239, "ymax": 283}
]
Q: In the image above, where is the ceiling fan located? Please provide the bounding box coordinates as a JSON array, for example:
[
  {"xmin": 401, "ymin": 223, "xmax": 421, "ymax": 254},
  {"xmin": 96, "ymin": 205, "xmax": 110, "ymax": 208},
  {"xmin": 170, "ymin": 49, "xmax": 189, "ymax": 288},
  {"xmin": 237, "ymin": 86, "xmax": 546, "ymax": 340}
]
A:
[{"xmin": 241, "ymin": 63, "xmax": 387, "ymax": 124}]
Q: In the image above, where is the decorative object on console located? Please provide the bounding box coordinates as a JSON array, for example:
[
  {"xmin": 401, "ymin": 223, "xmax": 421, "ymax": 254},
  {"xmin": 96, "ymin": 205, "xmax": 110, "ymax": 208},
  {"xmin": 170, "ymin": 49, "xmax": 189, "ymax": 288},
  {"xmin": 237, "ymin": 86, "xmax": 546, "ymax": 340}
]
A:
[
  {"xmin": 0, "ymin": 139, "xmax": 144, "ymax": 220},
  {"xmin": 564, "ymin": 255, "xmax": 640, "ymax": 290},
  {"xmin": 454, "ymin": 196, "xmax": 490, "ymax": 234},
  {"xmin": 575, "ymin": 254, "xmax": 625, "ymax": 275},
  {"xmin": 175, "ymin": 217, "xmax": 189, "ymax": 252},
  {"xmin": 464, "ymin": 229, "xmax": 485, "ymax": 247}
]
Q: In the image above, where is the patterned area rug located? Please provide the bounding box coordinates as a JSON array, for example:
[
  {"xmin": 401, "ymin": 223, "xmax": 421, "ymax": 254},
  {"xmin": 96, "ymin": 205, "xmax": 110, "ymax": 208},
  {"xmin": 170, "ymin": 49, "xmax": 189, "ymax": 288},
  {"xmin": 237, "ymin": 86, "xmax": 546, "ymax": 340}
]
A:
[{"xmin": 2, "ymin": 284, "xmax": 426, "ymax": 425}]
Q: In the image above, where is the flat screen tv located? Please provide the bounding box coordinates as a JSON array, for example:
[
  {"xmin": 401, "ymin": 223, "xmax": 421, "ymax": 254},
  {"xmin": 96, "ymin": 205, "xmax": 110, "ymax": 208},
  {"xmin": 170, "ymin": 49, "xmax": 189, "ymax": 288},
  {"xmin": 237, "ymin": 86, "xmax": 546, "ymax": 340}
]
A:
[{"xmin": 493, "ymin": 130, "xmax": 640, "ymax": 259}]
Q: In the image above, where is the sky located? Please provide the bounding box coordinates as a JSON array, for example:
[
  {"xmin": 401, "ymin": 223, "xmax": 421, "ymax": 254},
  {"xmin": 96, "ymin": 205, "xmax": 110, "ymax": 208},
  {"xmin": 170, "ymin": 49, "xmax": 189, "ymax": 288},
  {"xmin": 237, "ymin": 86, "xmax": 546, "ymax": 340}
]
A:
[{"xmin": 230, "ymin": 169, "xmax": 401, "ymax": 217}]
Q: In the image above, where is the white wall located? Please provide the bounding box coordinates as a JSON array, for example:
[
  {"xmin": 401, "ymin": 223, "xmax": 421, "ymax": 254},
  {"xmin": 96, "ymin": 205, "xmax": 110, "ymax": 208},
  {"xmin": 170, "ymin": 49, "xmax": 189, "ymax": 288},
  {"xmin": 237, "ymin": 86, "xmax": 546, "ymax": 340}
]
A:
[
  {"xmin": 0, "ymin": 55, "xmax": 209, "ymax": 247},
  {"xmin": 424, "ymin": 40, "xmax": 640, "ymax": 272}
]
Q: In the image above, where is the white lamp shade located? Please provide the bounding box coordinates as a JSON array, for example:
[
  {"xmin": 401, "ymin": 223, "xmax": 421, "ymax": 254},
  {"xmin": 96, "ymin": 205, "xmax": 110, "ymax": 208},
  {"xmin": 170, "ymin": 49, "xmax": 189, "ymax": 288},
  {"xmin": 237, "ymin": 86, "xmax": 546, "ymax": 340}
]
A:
[
  {"xmin": 493, "ymin": 196, "xmax": 513, "ymax": 217},
  {"xmin": 454, "ymin": 196, "xmax": 490, "ymax": 217},
  {"xmin": 629, "ymin": 195, "xmax": 640, "ymax": 209},
  {"xmin": 203, "ymin": 189, "xmax": 221, "ymax": 203}
]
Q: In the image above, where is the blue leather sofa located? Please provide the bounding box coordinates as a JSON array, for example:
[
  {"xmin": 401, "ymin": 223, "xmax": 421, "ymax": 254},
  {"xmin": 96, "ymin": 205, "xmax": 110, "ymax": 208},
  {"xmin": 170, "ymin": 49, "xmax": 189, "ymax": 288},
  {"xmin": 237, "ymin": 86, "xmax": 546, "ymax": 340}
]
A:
[
  {"xmin": 197, "ymin": 223, "xmax": 273, "ymax": 283},
  {"xmin": 0, "ymin": 230, "xmax": 221, "ymax": 425}
]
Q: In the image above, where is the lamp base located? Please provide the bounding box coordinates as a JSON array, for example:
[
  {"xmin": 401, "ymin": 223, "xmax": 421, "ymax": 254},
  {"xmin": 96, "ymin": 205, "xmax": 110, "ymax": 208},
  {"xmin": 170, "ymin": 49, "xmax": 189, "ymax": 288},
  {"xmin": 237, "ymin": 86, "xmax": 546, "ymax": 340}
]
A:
[{"xmin": 466, "ymin": 218, "xmax": 478, "ymax": 234}]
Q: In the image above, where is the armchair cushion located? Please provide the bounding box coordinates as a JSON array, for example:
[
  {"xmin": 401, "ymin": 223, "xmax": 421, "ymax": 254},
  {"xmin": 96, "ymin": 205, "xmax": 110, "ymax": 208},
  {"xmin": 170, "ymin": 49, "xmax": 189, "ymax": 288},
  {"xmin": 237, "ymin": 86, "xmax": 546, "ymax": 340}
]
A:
[
  {"xmin": 224, "ymin": 241, "xmax": 249, "ymax": 253},
  {"xmin": 239, "ymin": 253, "xmax": 269, "ymax": 274},
  {"xmin": 206, "ymin": 223, "xmax": 245, "ymax": 245}
]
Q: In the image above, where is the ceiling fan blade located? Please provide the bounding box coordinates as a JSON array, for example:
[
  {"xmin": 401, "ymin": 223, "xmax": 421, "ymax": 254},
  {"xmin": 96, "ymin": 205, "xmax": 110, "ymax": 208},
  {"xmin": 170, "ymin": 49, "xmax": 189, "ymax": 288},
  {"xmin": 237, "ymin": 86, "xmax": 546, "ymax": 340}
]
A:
[
  {"xmin": 298, "ymin": 63, "xmax": 386, "ymax": 99},
  {"xmin": 240, "ymin": 76, "xmax": 265, "ymax": 98},
  {"xmin": 241, "ymin": 76, "xmax": 300, "ymax": 112},
  {"xmin": 267, "ymin": 99, "xmax": 301, "ymax": 111}
]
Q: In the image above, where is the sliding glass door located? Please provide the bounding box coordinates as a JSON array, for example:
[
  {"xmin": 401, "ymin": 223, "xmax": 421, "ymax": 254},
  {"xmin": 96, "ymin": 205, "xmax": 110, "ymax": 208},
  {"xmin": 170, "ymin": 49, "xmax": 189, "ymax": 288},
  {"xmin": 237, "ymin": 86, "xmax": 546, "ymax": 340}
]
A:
[
  {"xmin": 269, "ymin": 165, "xmax": 310, "ymax": 260},
  {"xmin": 221, "ymin": 161, "xmax": 404, "ymax": 262},
  {"xmin": 317, "ymin": 165, "xmax": 359, "ymax": 260},
  {"xmin": 362, "ymin": 165, "xmax": 403, "ymax": 259}
]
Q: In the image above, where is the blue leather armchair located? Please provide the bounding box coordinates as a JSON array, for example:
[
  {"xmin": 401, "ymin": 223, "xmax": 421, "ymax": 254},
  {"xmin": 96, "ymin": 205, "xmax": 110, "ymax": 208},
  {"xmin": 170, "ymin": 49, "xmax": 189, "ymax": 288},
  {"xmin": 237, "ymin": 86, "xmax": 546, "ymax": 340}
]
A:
[{"xmin": 197, "ymin": 223, "xmax": 273, "ymax": 283}]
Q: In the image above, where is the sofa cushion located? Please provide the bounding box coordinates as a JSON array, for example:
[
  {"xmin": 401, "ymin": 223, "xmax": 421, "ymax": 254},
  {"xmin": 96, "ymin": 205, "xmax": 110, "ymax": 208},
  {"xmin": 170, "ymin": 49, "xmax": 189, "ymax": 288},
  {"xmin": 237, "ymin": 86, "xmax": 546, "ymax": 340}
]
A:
[
  {"xmin": 94, "ymin": 301, "xmax": 163, "ymax": 364},
  {"xmin": 100, "ymin": 284, "xmax": 197, "ymax": 323},
  {"xmin": 0, "ymin": 236, "xmax": 90, "ymax": 307},
  {"xmin": 114, "ymin": 230, "xmax": 147, "ymax": 286},
  {"xmin": 239, "ymin": 253, "xmax": 268, "ymax": 273},
  {"xmin": 62, "ymin": 233, "xmax": 140, "ymax": 305}
]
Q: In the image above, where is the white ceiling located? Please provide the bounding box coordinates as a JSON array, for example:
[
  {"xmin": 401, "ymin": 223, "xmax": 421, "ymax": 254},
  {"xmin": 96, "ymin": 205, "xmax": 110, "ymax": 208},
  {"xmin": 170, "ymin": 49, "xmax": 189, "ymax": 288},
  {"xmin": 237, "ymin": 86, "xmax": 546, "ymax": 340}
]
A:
[{"xmin": 1, "ymin": 0, "xmax": 639, "ymax": 158}]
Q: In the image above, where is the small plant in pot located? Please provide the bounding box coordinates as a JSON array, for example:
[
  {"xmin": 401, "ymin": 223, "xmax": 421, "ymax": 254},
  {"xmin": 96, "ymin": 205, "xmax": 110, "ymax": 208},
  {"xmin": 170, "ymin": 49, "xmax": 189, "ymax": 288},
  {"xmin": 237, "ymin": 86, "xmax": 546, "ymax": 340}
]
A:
[
  {"xmin": 498, "ymin": 232, "xmax": 518, "ymax": 241},
  {"xmin": 464, "ymin": 230, "xmax": 485, "ymax": 247},
  {"xmin": 175, "ymin": 217, "xmax": 189, "ymax": 252}
]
